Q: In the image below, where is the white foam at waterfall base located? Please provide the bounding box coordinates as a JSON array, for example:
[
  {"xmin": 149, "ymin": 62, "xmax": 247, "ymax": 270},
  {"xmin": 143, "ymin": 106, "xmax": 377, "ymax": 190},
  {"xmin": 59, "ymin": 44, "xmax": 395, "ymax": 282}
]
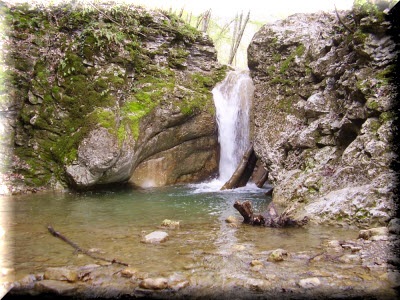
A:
[
  {"xmin": 191, "ymin": 70, "xmax": 255, "ymax": 194},
  {"xmin": 189, "ymin": 180, "xmax": 262, "ymax": 194}
]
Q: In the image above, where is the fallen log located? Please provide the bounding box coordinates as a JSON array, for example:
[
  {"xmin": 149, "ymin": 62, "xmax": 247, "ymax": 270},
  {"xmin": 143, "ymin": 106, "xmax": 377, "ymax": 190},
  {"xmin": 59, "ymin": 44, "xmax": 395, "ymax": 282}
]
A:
[
  {"xmin": 47, "ymin": 225, "xmax": 129, "ymax": 266},
  {"xmin": 252, "ymin": 165, "xmax": 269, "ymax": 188},
  {"xmin": 221, "ymin": 145, "xmax": 257, "ymax": 190},
  {"xmin": 233, "ymin": 200, "xmax": 308, "ymax": 227}
]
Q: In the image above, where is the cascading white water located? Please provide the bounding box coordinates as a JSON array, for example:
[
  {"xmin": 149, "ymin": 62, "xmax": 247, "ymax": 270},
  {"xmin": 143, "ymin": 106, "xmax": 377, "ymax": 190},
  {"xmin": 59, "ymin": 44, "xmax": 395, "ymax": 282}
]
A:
[{"xmin": 212, "ymin": 70, "xmax": 255, "ymax": 182}]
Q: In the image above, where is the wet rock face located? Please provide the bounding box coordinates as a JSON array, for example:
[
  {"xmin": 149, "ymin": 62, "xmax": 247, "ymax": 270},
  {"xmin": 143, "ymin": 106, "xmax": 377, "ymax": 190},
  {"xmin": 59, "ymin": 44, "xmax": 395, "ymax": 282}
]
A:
[
  {"xmin": 2, "ymin": 3, "xmax": 225, "ymax": 192},
  {"xmin": 129, "ymin": 105, "xmax": 219, "ymax": 187},
  {"xmin": 248, "ymin": 9, "xmax": 397, "ymax": 226}
]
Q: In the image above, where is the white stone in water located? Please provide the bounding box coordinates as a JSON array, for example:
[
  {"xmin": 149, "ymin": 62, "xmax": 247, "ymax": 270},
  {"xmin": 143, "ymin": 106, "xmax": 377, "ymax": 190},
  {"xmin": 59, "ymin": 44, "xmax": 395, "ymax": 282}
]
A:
[
  {"xmin": 225, "ymin": 216, "xmax": 237, "ymax": 223},
  {"xmin": 121, "ymin": 268, "xmax": 137, "ymax": 278},
  {"xmin": 142, "ymin": 231, "xmax": 169, "ymax": 243},
  {"xmin": 139, "ymin": 277, "xmax": 168, "ymax": 290},
  {"xmin": 298, "ymin": 277, "xmax": 321, "ymax": 288},
  {"xmin": 44, "ymin": 267, "xmax": 78, "ymax": 283}
]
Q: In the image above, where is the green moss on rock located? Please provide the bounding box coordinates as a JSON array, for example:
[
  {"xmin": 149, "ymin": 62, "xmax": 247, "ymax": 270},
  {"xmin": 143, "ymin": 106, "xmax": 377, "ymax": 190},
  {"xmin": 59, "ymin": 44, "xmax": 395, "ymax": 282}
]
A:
[{"xmin": 5, "ymin": 2, "xmax": 223, "ymax": 189}]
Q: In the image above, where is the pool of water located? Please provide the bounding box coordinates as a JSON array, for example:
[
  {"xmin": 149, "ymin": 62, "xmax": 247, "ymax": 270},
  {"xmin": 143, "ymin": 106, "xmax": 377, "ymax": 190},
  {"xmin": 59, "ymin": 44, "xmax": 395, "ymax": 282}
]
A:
[{"xmin": 0, "ymin": 181, "xmax": 362, "ymax": 286}]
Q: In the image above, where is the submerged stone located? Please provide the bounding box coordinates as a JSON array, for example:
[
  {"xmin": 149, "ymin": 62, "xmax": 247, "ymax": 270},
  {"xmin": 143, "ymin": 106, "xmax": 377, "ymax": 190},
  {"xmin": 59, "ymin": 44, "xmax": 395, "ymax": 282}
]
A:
[
  {"xmin": 225, "ymin": 216, "xmax": 238, "ymax": 223},
  {"xmin": 267, "ymin": 249, "xmax": 288, "ymax": 262},
  {"xmin": 161, "ymin": 219, "xmax": 180, "ymax": 229},
  {"xmin": 34, "ymin": 280, "xmax": 77, "ymax": 295}
]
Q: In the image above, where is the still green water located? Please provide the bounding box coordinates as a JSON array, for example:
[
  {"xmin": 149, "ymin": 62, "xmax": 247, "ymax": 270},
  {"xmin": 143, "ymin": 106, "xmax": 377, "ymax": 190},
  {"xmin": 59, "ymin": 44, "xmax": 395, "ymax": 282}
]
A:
[{"xmin": 1, "ymin": 182, "xmax": 360, "ymax": 284}]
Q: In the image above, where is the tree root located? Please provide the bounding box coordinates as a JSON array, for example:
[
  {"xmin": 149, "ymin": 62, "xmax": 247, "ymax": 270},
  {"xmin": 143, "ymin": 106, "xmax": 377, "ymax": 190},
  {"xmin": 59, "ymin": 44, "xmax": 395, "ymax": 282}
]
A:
[{"xmin": 233, "ymin": 200, "xmax": 308, "ymax": 227}]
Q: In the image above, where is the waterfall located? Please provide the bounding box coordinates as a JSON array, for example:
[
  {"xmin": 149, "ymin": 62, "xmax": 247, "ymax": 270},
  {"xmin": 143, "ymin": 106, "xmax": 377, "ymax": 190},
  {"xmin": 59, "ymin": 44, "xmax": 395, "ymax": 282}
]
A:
[{"xmin": 212, "ymin": 70, "xmax": 254, "ymax": 182}]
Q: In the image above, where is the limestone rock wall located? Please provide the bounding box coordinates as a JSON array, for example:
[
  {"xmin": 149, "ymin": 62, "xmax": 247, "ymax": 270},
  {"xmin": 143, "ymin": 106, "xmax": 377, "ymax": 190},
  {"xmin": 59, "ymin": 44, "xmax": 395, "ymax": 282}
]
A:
[
  {"xmin": 247, "ymin": 8, "xmax": 397, "ymax": 226},
  {"xmin": 1, "ymin": 2, "xmax": 226, "ymax": 192}
]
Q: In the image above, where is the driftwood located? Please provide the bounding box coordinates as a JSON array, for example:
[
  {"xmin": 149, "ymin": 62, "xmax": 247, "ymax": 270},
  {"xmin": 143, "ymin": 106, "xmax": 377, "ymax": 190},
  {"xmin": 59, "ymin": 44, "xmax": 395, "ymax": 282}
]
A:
[
  {"xmin": 221, "ymin": 145, "xmax": 257, "ymax": 190},
  {"xmin": 233, "ymin": 200, "xmax": 308, "ymax": 227},
  {"xmin": 47, "ymin": 225, "xmax": 129, "ymax": 266}
]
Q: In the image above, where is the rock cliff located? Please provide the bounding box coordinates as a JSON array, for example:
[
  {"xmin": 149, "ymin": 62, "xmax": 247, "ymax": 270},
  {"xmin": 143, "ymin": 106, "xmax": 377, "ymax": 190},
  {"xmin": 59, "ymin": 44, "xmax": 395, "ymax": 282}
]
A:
[
  {"xmin": 248, "ymin": 6, "xmax": 398, "ymax": 226},
  {"xmin": 0, "ymin": 2, "xmax": 226, "ymax": 192}
]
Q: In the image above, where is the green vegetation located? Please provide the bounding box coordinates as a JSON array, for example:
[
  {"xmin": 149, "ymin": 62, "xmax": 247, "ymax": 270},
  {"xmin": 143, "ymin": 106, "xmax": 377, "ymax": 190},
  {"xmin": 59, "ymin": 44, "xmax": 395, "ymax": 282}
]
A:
[
  {"xmin": 280, "ymin": 44, "xmax": 305, "ymax": 74},
  {"xmin": 353, "ymin": 0, "xmax": 398, "ymax": 20},
  {"xmin": 4, "ymin": 2, "xmax": 225, "ymax": 188}
]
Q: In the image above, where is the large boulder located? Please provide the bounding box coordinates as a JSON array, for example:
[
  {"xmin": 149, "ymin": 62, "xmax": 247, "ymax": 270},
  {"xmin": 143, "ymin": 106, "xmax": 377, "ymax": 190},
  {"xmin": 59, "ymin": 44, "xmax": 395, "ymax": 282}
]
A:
[
  {"xmin": 2, "ymin": 2, "xmax": 226, "ymax": 192},
  {"xmin": 247, "ymin": 7, "xmax": 397, "ymax": 226}
]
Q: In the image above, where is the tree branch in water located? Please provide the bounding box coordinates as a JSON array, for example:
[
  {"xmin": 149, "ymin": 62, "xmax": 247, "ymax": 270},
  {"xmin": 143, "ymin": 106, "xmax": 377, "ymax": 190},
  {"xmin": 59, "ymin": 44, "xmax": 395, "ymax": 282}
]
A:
[{"xmin": 47, "ymin": 225, "xmax": 129, "ymax": 266}]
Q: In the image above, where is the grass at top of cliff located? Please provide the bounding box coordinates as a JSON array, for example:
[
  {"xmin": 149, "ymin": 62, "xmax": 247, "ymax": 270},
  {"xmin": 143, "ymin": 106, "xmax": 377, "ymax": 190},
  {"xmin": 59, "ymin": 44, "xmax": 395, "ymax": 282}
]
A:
[{"xmin": 353, "ymin": 0, "xmax": 396, "ymax": 21}]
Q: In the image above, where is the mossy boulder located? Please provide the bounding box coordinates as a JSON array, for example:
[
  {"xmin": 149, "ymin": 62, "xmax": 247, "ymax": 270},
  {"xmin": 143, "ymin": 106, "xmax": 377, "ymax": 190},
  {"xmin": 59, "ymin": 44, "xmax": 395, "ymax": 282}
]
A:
[{"xmin": 1, "ymin": 2, "xmax": 226, "ymax": 192}]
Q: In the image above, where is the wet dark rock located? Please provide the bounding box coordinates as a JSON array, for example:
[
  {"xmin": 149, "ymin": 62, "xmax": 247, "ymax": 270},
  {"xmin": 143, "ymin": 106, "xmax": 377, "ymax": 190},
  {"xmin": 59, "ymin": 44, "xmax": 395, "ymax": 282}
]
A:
[
  {"xmin": 34, "ymin": 280, "xmax": 78, "ymax": 295},
  {"xmin": 388, "ymin": 218, "xmax": 400, "ymax": 235}
]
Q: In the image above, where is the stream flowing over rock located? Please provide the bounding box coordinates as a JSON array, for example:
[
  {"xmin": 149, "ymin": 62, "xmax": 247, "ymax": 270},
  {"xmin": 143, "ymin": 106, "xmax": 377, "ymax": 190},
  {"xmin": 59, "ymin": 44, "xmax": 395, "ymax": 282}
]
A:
[
  {"xmin": 0, "ymin": 2, "xmax": 226, "ymax": 192},
  {"xmin": 247, "ymin": 8, "xmax": 398, "ymax": 226}
]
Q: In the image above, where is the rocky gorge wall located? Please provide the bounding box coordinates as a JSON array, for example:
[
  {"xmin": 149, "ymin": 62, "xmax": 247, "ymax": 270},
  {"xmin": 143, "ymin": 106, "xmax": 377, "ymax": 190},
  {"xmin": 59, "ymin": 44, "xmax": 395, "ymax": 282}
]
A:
[
  {"xmin": 0, "ymin": 2, "xmax": 226, "ymax": 193},
  {"xmin": 248, "ymin": 5, "xmax": 398, "ymax": 227}
]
